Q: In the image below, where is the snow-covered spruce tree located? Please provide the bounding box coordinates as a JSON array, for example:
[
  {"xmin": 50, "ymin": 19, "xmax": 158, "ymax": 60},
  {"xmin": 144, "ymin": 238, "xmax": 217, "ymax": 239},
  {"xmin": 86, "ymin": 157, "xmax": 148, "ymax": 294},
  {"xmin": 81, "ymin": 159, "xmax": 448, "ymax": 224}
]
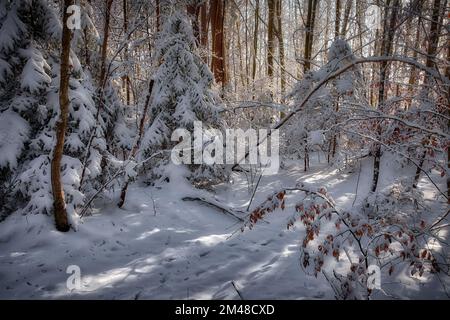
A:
[
  {"xmin": 140, "ymin": 8, "xmax": 224, "ymax": 186},
  {"xmin": 0, "ymin": 0, "xmax": 101, "ymax": 223},
  {"xmin": 74, "ymin": 1, "xmax": 133, "ymax": 203}
]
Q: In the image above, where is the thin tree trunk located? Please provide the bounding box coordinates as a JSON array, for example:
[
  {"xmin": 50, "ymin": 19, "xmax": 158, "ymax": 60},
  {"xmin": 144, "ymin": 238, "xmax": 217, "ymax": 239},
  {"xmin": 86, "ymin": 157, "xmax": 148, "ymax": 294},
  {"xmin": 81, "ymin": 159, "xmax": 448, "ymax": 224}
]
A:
[
  {"xmin": 371, "ymin": 0, "xmax": 400, "ymax": 193},
  {"xmin": 99, "ymin": 0, "xmax": 113, "ymax": 87},
  {"xmin": 51, "ymin": 0, "xmax": 73, "ymax": 232},
  {"xmin": 329, "ymin": 0, "xmax": 341, "ymax": 160},
  {"xmin": 83, "ymin": 0, "xmax": 92, "ymax": 67},
  {"xmin": 118, "ymin": 80, "xmax": 155, "ymax": 208},
  {"xmin": 331, "ymin": 99, "xmax": 339, "ymax": 158},
  {"xmin": 276, "ymin": 0, "xmax": 286, "ymax": 103},
  {"xmin": 412, "ymin": 0, "xmax": 442, "ymax": 188},
  {"xmin": 446, "ymin": 31, "xmax": 450, "ymax": 202},
  {"xmin": 406, "ymin": 13, "xmax": 422, "ymax": 109},
  {"xmin": 210, "ymin": 0, "xmax": 227, "ymax": 87},
  {"xmin": 199, "ymin": 1, "xmax": 209, "ymax": 63},
  {"xmin": 123, "ymin": 0, "xmax": 131, "ymax": 106},
  {"xmin": 303, "ymin": 0, "xmax": 318, "ymax": 171},
  {"xmin": 236, "ymin": 20, "xmax": 246, "ymax": 88},
  {"xmin": 369, "ymin": 29, "xmax": 379, "ymax": 107},
  {"xmin": 328, "ymin": 0, "xmax": 340, "ymax": 161},
  {"xmin": 340, "ymin": 0, "xmax": 352, "ymax": 37},
  {"xmin": 244, "ymin": 0, "xmax": 250, "ymax": 88},
  {"xmin": 252, "ymin": 0, "xmax": 259, "ymax": 81},
  {"xmin": 304, "ymin": 0, "xmax": 318, "ymax": 73},
  {"xmin": 156, "ymin": 0, "xmax": 161, "ymax": 32},
  {"xmin": 267, "ymin": 0, "xmax": 276, "ymax": 81},
  {"xmin": 334, "ymin": 0, "xmax": 340, "ymax": 39},
  {"xmin": 355, "ymin": 0, "xmax": 364, "ymax": 55}
]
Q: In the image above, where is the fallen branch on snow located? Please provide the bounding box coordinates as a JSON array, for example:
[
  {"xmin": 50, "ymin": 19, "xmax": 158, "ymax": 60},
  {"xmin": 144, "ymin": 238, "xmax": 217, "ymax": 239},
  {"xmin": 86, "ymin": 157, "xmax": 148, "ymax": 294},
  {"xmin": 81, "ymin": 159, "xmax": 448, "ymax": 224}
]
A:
[{"xmin": 182, "ymin": 196, "xmax": 245, "ymax": 222}]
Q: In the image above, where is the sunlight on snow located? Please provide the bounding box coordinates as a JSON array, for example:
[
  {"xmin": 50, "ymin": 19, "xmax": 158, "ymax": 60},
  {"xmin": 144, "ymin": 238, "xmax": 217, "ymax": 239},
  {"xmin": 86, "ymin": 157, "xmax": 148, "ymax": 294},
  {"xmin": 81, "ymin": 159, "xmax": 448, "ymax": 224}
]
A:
[
  {"xmin": 136, "ymin": 228, "xmax": 161, "ymax": 240},
  {"xmin": 10, "ymin": 252, "xmax": 27, "ymax": 257},
  {"xmin": 186, "ymin": 234, "xmax": 231, "ymax": 246},
  {"xmin": 81, "ymin": 267, "xmax": 134, "ymax": 292}
]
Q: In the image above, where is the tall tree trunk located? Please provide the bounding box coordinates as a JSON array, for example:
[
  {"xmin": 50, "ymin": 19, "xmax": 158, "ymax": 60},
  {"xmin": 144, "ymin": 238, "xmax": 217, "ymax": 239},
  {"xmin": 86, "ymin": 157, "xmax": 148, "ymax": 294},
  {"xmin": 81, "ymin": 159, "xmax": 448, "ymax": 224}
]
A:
[
  {"xmin": 267, "ymin": 0, "xmax": 276, "ymax": 81},
  {"xmin": 236, "ymin": 20, "xmax": 246, "ymax": 89},
  {"xmin": 369, "ymin": 28, "xmax": 379, "ymax": 107},
  {"xmin": 340, "ymin": 0, "xmax": 352, "ymax": 37},
  {"xmin": 252, "ymin": 0, "xmax": 259, "ymax": 82},
  {"xmin": 304, "ymin": 0, "xmax": 318, "ymax": 73},
  {"xmin": 83, "ymin": 0, "xmax": 92, "ymax": 67},
  {"xmin": 446, "ymin": 30, "xmax": 450, "ymax": 202},
  {"xmin": 355, "ymin": 0, "xmax": 364, "ymax": 55},
  {"xmin": 156, "ymin": 0, "xmax": 161, "ymax": 32},
  {"xmin": 51, "ymin": 0, "xmax": 73, "ymax": 232},
  {"xmin": 276, "ymin": 0, "xmax": 286, "ymax": 103},
  {"xmin": 329, "ymin": 0, "xmax": 340, "ymax": 161},
  {"xmin": 302, "ymin": 0, "xmax": 318, "ymax": 171},
  {"xmin": 244, "ymin": 0, "xmax": 250, "ymax": 88},
  {"xmin": 371, "ymin": 0, "xmax": 400, "ymax": 193},
  {"xmin": 123, "ymin": 0, "xmax": 131, "ymax": 106},
  {"xmin": 210, "ymin": 0, "xmax": 227, "ymax": 87},
  {"xmin": 412, "ymin": 0, "xmax": 442, "ymax": 188},
  {"xmin": 99, "ymin": 0, "xmax": 113, "ymax": 88},
  {"xmin": 334, "ymin": 0, "xmax": 340, "ymax": 39},
  {"xmin": 406, "ymin": 13, "xmax": 422, "ymax": 110}
]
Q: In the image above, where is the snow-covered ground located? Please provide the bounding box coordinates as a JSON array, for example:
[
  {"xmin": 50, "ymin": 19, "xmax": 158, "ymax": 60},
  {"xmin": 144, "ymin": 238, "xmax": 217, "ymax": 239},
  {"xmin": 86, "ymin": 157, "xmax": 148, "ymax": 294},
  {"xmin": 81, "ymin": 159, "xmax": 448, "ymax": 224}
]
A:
[{"xmin": 0, "ymin": 155, "xmax": 448, "ymax": 299}]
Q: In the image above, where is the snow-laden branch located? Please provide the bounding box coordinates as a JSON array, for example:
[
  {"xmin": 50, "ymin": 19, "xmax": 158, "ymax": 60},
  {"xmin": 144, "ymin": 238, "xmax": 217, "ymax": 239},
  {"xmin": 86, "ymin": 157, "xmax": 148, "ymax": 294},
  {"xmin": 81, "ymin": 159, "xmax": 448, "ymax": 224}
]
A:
[
  {"xmin": 233, "ymin": 55, "xmax": 449, "ymax": 170},
  {"xmin": 79, "ymin": 150, "xmax": 170, "ymax": 217},
  {"xmin": 332, "ymin": 115, "xmax": 450, "ymax": 139},
  {"xmin": 341, "ymin": 127, "xmax": 448, "ymax": 201},
  {"xmin": 222, "ymin": 101, "xmax": 288, "ymax": 113}
]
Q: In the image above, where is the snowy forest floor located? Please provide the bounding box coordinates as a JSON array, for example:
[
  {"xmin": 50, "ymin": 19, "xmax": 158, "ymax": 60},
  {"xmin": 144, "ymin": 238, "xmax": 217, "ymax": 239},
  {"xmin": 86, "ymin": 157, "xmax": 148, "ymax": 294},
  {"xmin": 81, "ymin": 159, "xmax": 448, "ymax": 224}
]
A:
[{"xmin": 0, "ymin": 153, "xmax": 449, "ymax": 299}]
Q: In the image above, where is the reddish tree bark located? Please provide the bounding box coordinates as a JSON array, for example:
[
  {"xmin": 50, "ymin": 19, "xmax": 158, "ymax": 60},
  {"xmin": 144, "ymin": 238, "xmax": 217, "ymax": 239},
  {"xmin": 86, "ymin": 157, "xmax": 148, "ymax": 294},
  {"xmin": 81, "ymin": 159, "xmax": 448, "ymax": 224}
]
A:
[{"xmin": 210, "ymin": 0, "xmax": 227, "ymax": 86}]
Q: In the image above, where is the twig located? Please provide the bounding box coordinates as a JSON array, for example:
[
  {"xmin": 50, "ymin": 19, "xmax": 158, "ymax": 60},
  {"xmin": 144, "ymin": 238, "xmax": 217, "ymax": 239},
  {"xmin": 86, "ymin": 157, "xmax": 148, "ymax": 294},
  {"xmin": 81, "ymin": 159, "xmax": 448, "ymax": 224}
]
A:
[
  {"xmin": 79, "ymin": 168, "xmax": 126, "ymax": 217},
  {"xmin": 246, "ymin": 172, "xmax": 263, "ymax": 211},
  {"xmin": 231, "ymin": 281, "xmax": 244, "ymax": 300},
  {"xmin": 352, "ymin": 161, "xmax": 362, "ymax": 207},
  {"xmin": 79, "ymin": 151, "xmax": 167, "ymax": 218}
]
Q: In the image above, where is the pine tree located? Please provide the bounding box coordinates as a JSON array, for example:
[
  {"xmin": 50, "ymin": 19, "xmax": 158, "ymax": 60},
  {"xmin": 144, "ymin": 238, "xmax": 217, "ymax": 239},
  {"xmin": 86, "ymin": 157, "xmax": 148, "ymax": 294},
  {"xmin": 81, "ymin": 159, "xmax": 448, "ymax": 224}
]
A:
[
  {"xmin": 140, "ymin": 8, "xmax": 223, "ymax": 184},
  {"xmin": 0, "ymin": 0, "xmax": 108, "ymax": 223}
]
